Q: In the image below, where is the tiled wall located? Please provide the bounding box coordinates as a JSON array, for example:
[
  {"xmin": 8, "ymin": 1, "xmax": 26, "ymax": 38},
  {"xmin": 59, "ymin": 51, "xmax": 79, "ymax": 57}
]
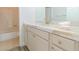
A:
[
  {"xmin": 0, "ymin": 7, "xmax": 19, "ymax": 34},
  {"xmin": 0, "ymin": 7, "xmax": 19, "ymax": 50}
]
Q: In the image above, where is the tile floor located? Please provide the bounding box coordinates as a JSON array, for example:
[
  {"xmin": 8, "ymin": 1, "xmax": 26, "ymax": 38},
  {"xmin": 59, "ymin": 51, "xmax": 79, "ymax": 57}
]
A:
[
  {"xmin": 0, "ymin": 37, "xmax": 29, "ymax": 51},
  {"xmin": 9, "ymin": 46, "xmax": 29, "ymax": 51}
]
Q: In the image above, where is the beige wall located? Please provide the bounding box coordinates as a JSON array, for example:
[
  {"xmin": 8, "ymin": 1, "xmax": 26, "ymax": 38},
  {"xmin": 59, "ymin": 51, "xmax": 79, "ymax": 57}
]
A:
[{"xmin": 0, "ymin": 7, "xmax": 19, "ymax": 34}]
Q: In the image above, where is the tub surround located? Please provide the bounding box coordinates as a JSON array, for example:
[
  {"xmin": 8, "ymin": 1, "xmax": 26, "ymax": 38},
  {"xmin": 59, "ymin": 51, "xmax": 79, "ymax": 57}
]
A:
[
  {"xmin": 0, "ymin": 7, "xmax": 19, "ymax": 34},
  {"xmin": 24, "ymin": 23, "xmax": 79, "ymax": 51},
  {"xmin": 0, "ymin": 37, "xmax": 19, "ymax": 51},
  {"xmin": 0, "ymin": 7, "xmax": 19, "ymax": 51},
  {"xmin": 0, "ymin": 32, "xmax": 19, "ymax": 41}
]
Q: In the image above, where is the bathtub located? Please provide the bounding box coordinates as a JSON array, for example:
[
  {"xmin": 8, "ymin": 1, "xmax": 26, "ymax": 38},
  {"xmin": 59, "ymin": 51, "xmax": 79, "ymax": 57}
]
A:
[{"xmin": 0, "ymin": 32, "xmax": 19, "ymax": 41}]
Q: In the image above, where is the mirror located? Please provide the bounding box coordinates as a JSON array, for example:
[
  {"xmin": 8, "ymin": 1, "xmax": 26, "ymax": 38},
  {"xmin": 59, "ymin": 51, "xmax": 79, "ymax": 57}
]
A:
[
  {"xmin": 34, "ymin": 7, "xmax": 79, "ymax": 27},
  {"xmin": 35, "ymin": 7, "xmax": 45, "ymax": 24},
  {"xmin": 48, "ymin": 7, "xmax": 79, "ymax": 27}
]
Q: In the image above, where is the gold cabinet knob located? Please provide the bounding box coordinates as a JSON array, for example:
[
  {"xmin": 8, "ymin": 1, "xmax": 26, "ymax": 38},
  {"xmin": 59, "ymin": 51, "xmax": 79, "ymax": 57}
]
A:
[
  {"xmin": 51, "ymin": 47, "xmax": 54, "ymax": 49},
  {"xmin": 13, "ymin": 25, "xmax": 17, "ymax": 27}
]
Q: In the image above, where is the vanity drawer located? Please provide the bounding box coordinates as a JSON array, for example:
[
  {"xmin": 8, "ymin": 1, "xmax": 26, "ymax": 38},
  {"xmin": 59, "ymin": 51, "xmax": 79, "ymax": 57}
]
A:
[
  {"xmin": 50, "ymin": 34, "xmax": 75, "ymax": 50},
  {"xmin": 50, "ymin": 45, "xmax": 63, "ymax": 51},
  {"xmin": 28, "ymin": 26, "xmax": 49, "ymax": 40},
  {"xmin": 52, "ymin": 30, "xmax": 73, "ymax": 39}
]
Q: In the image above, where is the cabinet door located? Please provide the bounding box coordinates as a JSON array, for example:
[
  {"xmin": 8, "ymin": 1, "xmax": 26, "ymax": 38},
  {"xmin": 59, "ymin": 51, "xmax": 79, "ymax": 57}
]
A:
[
  {"xmin": 28, "ymin": 31, "xmax": 48, "ymax": 51},
  {"xmin": 27, "ymin": 31, "xmax": 36, "ymax": 51},
  {"xmin": 34, "ymin": 35, "xmax": 48, "ymax": 51},
  {"xmin": 50, "ymin": 34, "xmax": 75, "ymax": 51}
]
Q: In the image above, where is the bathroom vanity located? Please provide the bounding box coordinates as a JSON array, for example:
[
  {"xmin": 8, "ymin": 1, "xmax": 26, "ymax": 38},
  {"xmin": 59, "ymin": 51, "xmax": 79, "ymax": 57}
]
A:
[
  {"xmin": 21, "ymin": 7, "xmax": 79, "ymax": 51},
  {"xmin": 25, "ymin": 23, "xmax": 79, "ymax": 51}
]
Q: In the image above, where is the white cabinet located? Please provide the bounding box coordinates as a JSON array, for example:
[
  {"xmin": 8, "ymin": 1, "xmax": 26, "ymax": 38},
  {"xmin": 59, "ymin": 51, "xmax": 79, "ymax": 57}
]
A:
[
  {"xmin": 27, "ymin": 27, "xmax": 49, "ymax": 51},
  {"xmin": 27, "ymin": 26, "xmax": 49, "ymax": 40},
  {"xmin": 53, "ymin": 34, "xmax": 75, "ymax": 50},
  {"xmin": 27, "ymin": 31, "xmax": 36, "ymax": 50},
  {"xmin": 49, "ymin": 45, "xmax": 63, "ymax": 51},
  {"xmin": 25, "ymin": 24, "xmax": 79, "ymax": 51},
  {"xmin": 24, "ymin": 25, "xmax": 28, "ymax": 46},
  {"xmin": 34, "ymin": 35, "xmax": 48, "ymax": 51},
  {"xmin": 50, "ymin": 33, "xmax": 75, "ymax": 51}
]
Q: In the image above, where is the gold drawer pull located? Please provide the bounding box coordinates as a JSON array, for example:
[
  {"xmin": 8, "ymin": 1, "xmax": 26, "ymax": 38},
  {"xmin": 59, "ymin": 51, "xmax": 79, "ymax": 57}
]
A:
[{"xmin": 58, "ymin": 41, "xmax": 62, "ymax": 44}]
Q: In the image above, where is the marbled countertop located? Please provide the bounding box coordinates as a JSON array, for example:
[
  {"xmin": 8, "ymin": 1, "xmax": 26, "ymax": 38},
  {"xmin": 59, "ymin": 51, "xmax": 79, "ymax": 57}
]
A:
[{"xmin": 24, "ymin": 23, "xmax": 79, "ymax": 41}]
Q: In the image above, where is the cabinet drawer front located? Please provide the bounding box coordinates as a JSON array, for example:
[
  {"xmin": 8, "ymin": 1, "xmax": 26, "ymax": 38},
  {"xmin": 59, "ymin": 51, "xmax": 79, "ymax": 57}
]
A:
[
  {"xmin": 50, "ymin": 34, "xmax": 75, "ymax": 50},
  {"xmin": 52, "ymin": 30, "xmax": 73, "ymax": 39},
  {"xmin": 28, "ymin": 26, "xmax": 49, "ymax": 40},
  {"xmin": 35, "ymin": 35, "xmax": 48, "ymax": 51},
  {"xmin": 50, "ymin": 45, "xmax": 63, "ymax": 51}
]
